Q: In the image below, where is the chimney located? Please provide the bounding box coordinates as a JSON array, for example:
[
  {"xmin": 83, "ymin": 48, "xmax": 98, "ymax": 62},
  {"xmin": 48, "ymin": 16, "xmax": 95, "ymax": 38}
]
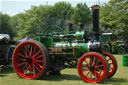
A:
[
  {"xmin": 91, "ymin": 5, "xmax": 100, "ymax": 40},
  {"xmin": 79, "ymin": 23, "xmax": 85, "ymax": 31},
  {"xmin": 68, "ymin": 21, "xmax": 73, "ymax": 32}
]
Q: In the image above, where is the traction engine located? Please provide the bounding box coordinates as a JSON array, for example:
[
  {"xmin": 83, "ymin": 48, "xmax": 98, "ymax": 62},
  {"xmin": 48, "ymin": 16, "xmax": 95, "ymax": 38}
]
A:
[{"xmin": 12, "ymin": 5, "xmax": 118, "ymax": 83}]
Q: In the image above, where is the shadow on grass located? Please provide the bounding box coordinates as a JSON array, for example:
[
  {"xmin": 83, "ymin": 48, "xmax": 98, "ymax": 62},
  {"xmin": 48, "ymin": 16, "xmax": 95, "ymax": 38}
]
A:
[
  {"xmin": 0, "ymin": 66, "xmax": 14, "ymax": 77},
  {"xmin": 0, "ymin": 74, "xmax": 7, "ymax": 77},
  {"xmin": 101, "ymin": 78, "xmax": 128, "ymax": 84},
  {"xmin": 0, "ymin": 66, "xmax": 128, "ymax": 84},
  {"xmin": 0, "ymin": 66, "xmax": 14, "ymax": 74},
  {"xmin": 40, "ymin": 74, "xmax": 81, "ymax": 81}
]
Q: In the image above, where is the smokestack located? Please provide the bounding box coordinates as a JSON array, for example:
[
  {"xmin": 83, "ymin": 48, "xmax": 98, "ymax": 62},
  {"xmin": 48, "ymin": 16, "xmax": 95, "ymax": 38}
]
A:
[
  {"xmin": 91, "ymin": 5, "xmax": 100, "ymax": 40},
  {"xmin": 68, "ymin": 21, "xmax": 73, "ymax": 32},
  {"xmin": 79, "ymin": 23, "xmax": 84, "ymax": 31}
]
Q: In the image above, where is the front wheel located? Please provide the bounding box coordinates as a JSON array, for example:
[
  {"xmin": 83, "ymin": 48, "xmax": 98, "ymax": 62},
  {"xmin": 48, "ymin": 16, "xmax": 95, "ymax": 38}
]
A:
[
  {"xmin": 12, "ymin": 40, "xmax": 49, "ymax": 79},
  {"xmin": 118, "ymin": 47, "xmax": 126, "ymax": 54},
  {"xmin": 77, "ymin": 52, "xmax": 109, "ymax": 83}
]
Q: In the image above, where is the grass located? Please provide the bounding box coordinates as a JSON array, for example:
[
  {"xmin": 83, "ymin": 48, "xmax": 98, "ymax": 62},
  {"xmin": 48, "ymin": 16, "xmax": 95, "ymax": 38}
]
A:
[{"xmin": 0, "ymin": 55, "xmax": 128, "ymax": 85}]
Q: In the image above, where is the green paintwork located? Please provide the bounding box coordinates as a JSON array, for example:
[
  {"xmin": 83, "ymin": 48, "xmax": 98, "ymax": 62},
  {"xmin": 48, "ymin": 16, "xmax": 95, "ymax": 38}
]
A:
[
  {"xmin": 54, "ymin": 42, "xmax": 88, "ymax": 57},
  {"xmin": 123, "ymin": 55, "xmax": 128, "ymax": 67},
  {"xmin": 100, "ymin": 35, "xmax": 110, "ymax": 43},
  {"xmin": 41, "ymin": 37, "xmax": 54, "ymax": 47},
  {"xmin": 75, "ymin": 31, "xmax": 84, "ymax": 40},
  {"xmin": 33, "ymin": 30, "xmax": 91, "ymax": 58}
]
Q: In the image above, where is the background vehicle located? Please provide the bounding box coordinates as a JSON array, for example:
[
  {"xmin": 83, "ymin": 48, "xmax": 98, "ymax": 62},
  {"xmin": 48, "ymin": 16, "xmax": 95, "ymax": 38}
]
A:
[
  {"xmin": 0, "ymin": 34, "xmax": 17, "ymax": 69},
  {"xmin": 101, "ymin": 32, "xmax": 128, "ymax": 54}
]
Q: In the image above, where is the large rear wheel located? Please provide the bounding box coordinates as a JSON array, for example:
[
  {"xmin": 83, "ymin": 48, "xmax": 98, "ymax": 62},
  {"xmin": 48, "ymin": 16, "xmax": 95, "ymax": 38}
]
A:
[
  {"xmin": 104, "ymin": 52, "xmax": 117, "ymax": 78},
  {"xmin": 12, "ymin": 40, "xmax": 49, "ymax": 79},
  {"xmin": 78, "ymin": 52, "xmax": 109, "ymax": 83}
]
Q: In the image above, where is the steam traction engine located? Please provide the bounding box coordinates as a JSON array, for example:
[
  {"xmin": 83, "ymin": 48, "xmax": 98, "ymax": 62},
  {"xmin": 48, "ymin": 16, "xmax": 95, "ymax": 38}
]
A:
[{"xmin": 12, "ymin": 5, "xmax": 117, "ymax": 83}]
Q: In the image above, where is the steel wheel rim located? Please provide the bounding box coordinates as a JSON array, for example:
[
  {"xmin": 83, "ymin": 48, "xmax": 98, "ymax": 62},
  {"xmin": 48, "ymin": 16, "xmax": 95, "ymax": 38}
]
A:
[
  {"xmin": 13, "ymin": 41, "xmax": 45, "ymax": 79},
  {"xmin": 104, "ymin": 52, "xmax": 117, "ymax": 78},
  {"xmin": 78, "ymin": 53, "xmax": 108, "ymax": 83},
  {"xmin": 119, "ymin": 47, "xmax": 125, "ymax": 54}
]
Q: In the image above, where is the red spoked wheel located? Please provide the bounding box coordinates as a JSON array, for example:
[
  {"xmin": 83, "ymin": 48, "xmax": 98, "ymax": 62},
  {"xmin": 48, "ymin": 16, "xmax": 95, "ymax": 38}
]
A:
[
  {"xmin": 104, "ymin": 52, "xmax": 117, "ymax": 78},
  {"xmin": 78, "ymin": 52, "xmax": 109, "ymax": 83},
  {"xmin": 12, "ymin": 40, "xmax": 48, "ymax": 79}
]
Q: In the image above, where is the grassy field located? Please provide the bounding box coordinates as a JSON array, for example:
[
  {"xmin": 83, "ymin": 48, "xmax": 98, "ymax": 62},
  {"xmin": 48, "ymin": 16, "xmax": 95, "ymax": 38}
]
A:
[{"xmin": 0, "ymin": 55, "xmax": 128, "ymax": 85}]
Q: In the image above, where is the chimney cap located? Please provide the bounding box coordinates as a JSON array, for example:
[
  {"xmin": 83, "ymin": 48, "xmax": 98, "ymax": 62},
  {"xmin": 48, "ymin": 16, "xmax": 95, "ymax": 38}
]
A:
[
  {"xmin": 91, "ymin": 5, "xmax": 100, "ymax": 9},
  {"xmin": 68, "ymin": 21, "xmax": 73, "ymax": 24}
]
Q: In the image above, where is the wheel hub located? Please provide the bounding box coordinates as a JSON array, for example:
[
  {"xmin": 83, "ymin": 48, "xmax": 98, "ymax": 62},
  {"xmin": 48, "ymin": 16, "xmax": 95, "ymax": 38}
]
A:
[
  {"xmin": 89, "ymin": 66, "xmax": 95, "ymax": 71},
  {"xmin": 27, "ymin": 58, "xmax": 33, "ymax": 63}
]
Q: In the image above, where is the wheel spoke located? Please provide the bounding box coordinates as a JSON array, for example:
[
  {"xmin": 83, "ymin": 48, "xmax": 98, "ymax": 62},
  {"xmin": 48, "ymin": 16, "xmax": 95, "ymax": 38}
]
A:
[
  {"xmin": 19, "ymin": 59, "xmax": 26, "ymax": 61},
  {"xmin": 36, "ymin": 60, "xmax": 44, "ymax": 63},
  {"xmin": 94, "ymin": 71, "xmax": 98, "ymax": 79},
  {"xmin": 36, "ymin": 56, "xmax": 42, "ymax": 59},
  {"xmin": 107, "ymin": 58, "xmax": 111, "ymax": 62},
  {"xmin": 36, "ymin": 63, "xmax": 43, "ymax": 69},
  {"xmin": 33, "ymin": 64, "xmax": 41, "ymax": 72},
  {"xmin": 85, "ymin": 59, "xmax": 90, "ymax": 67},
  {"xmin": 90, "ymin": 72, "xmax": 93, "ymax": 79},
  {"xmin": 29, "ymin": 64, "xmax": 32, "ymax": 76},
  {"xmin": 33, "ymin": 46, "xmax": 36, "ymax": 55},
  {"xmin": 109, "ymin": 62, "xmax": 113, "ymax": 65},
  {"xmin": 82, "ymin": 64, "xmax": 89, "ymax": 67},
  {"xmin": 96, "ymin": 68, "xmax": 104, "ymax": 72},
  {"xmin": 86, "ymin": 71, "xmax": 91, "ymax": 76},
  {"xmin": 18, "ymin": 62, "xmax": 27, "ymax": 66},
  {"xmin": 25, "ymin": 46, "xmax": 30, "ymax": 56},
  {"xmin": 24, "ymin": 50, "xmax": 29, "ymax": 58},
  {"xmin": 18, "ymin": 53, "xmax": 27, "ymax": 58},
  {"xmin": 99, "ymin": 70, "xmax": 102, "ymax": 76},
  {"xmin": 29, "ymin": 46, "xmax": 33, "ymax": 57},
  {"xmin": 32, "ymin": 64, "xmax": 36, "ymax": 76},
  {"xmin": 24, "ymin": 65, "xmax": 30, "ymax": 74},
  {"xmin": 95, "ymin": 70, "xmax": 101, "ymax": 78},
  {"xmin": 96, "ymin": 68, "xmax": 103, "ymax": 76},
  {"xmin": 92, "ymin": 57, "xmax": 96, "ymax": 65},
  {"xmin": 89, "ymin": 57, "xmax": 93, "ymax": 65},
  {"xmin": 95, "ymin": 59, "xmax": 101, "ymax": 65},
  {"xmin": 32, "ymin": 51, "xmax": 40, "ymax": 58},
  {"xmin": 23, "ymin": 63, "xmax": 29, "ymax": 71},
  {"xmin": 96, "ymin": 64, "xmax": 104, "ymax": 68},
  {"xmin": 82, "ymin": 69, "xmax": 89, "ymax": 72}
]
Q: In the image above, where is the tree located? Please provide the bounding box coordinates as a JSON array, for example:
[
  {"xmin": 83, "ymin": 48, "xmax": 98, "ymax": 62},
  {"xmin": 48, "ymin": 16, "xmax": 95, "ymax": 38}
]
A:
[
  {"xmin": 53, "ymin": 1, "xmax": 73, "ymax": 28},
  {"xmin": 71, "ymin": 3, "xmax": 92, "ymax": 25},
  {"xmin": 0, "ymin": 13, "xmax": 14, "ymax": 39},
  {"xmin": 100, "ymin": 0, "xmax": 128, "ymax": 41},
  {"xmin": 10, "ymin": 14, "xmax": 21, "ymax": 38},
  {"xmin": 15, "ymin": 5, "xmax": 55, "ymax": 39},
  {"xmin": 14, "ymin": 2, "xmax": 74, "ymax": 39}
]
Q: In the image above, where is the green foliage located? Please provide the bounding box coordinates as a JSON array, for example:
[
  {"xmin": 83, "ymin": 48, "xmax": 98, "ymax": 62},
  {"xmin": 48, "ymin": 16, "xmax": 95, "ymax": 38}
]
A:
[
  {"xmin": 100, "ymin": 0, "xmax": 128, "ymax": 41},
  {"xmin": 53, "ymin": 2, "xmax": 73, "ymax": 28},
  {"xmin": 1, "ymin": 1, "xmax": 127, "ymax": 42},
  {"xmin": 0, "ymin": 13, "xmax": 14, "ymax": 39},
  {"xmin": 15, "ymin": 5, "xmax": 55, "ymax": 40},
  {"xmin": 13, "ymin": 2, "xmax": 91, "ymax": 39},
  {"xmin": 71, "ymin": 3, "xmax": 92, "ymax": 25}
]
